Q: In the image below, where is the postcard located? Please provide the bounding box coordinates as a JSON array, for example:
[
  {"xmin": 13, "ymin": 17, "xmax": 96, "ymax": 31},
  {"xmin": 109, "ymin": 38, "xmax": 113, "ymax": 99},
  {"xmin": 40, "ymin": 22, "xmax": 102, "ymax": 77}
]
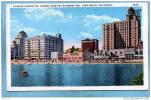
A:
[{"xmin": 1, "ymin": 0, "xmax": 150, "ymax": 97}]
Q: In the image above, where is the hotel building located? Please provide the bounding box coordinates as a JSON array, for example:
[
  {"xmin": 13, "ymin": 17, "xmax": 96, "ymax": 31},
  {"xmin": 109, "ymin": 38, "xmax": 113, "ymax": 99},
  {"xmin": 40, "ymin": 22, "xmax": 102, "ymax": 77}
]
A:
[
  {"xmin": 82, "ymin": 38, "xmax": 99, "ymax": 53},
  {"xmin": 102, "ymin": 7, "xmax": 142, "ymax": 50},
  {"xmin": 24, "ymin": 33, "xmax": 63, "ymax": 60},
  {"xmin": 11, "ymin": 31, "xmax": 28, "ymax": 59}
]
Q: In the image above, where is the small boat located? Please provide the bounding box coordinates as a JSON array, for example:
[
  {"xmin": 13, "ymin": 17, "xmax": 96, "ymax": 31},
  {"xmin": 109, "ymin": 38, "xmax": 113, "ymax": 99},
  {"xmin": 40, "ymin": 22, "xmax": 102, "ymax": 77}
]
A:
[{"xmin": 20, "ymin": 70, "xmax": 29, "ymax": 77}]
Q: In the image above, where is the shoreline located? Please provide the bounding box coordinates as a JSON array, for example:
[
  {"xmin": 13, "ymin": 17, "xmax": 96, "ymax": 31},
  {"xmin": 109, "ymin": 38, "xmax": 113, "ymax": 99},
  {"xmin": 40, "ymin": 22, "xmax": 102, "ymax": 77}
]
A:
[
  {"xmin": 11, "ymin": 60, "xmax": 143, "ymax": 65},
  {"xmin": 11, "ymin": 63, "xmax": 143, "ymax": 65}
]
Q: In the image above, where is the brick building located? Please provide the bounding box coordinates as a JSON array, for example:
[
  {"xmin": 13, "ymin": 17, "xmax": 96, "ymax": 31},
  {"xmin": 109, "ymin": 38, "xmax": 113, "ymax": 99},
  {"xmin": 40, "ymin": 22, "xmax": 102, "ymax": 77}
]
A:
[
  {"xmin": 82, "ymin": 38, "xmax": 99, "ymax": 53},
  {"xmin": 102, "ymin": 7, "xmax": 141, "ymax": 50}
]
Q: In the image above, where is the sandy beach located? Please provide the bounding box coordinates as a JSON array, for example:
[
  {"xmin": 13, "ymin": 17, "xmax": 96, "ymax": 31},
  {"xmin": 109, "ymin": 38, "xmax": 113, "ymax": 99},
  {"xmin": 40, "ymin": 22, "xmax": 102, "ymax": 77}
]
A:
[{"xmin": 11, "ymin": 60, "xmax": 143, "ymax": 64}]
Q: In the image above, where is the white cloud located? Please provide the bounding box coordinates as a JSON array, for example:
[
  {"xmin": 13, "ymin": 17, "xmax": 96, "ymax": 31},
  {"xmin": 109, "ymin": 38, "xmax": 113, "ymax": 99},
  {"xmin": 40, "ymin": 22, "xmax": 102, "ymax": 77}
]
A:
[
  {"xmin": 39, "ymin": 32, "xmax": 57, "ymax": 36},
  {"xmin": 24, "ymin": 8, "xmax": 72, "ymax": 23},
  {"xmin": 85, "ymin": 15, "xmax": 102, "ymax": 21},
  {"xmin": 22, "ymin": 27, "xmax": 36, "ymax": 33},
  {"xmin": 80, "ymin": 32, "xmax": 93, "ymax": 38},
  {"xmin": 82, "ymin": 15, "xmax": 121, "ymax": 48},
  {"xmin": 67, "ymin": 14, "xmax": 72, "ymax": 19},
  {"xmin": 83, "ymin": 14, "xmax": 121, "ymax": 30},
  {"xmin": 84, "ymin": 14, "xmax": 120, "ymax": 24},
  {"xmin": 11, "ymin": 18, "xmax": 38, "ymax": 38},
  {"xmin": 47, "ymin": 9, "xmax": 64, "ymax": 17},
  {"xmin": 11, "ymin": 19, "xmax": 18, "ymax": 23},
  {"xmin": 100, "ymin": 15, "xmax": 121, "ymax": 22},
  {"xmin": 11, "ymin": 18, "xmax": 61, "ymax": 40},
  {"xmin": 24, "ymin": 8, "xmax": 64, "ymax": 19}
]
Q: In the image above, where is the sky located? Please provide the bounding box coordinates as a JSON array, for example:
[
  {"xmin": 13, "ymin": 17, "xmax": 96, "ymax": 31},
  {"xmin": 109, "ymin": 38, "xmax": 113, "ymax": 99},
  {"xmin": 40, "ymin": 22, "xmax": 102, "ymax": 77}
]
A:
[{"xmin": 10, "ymin": 7, "xmax": 141, "ymax": 50}]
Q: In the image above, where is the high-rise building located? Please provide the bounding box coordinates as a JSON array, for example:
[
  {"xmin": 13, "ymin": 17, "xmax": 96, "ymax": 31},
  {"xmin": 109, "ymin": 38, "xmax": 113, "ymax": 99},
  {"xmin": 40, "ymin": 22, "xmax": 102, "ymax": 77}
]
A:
[
  {"xmin": 82, "ymin": 38, "xmax": 99, "ymax": 53},
  {"xmin": 11, "ymin": 31, "xmax": 28, "ymax": 59},
  {"xmin": 102, "ymin": 7, "xmax": 141, "ymax": 50},
  {"xmin": 24, "ymin": 33, "xmax": 63, "ymax": 60}
]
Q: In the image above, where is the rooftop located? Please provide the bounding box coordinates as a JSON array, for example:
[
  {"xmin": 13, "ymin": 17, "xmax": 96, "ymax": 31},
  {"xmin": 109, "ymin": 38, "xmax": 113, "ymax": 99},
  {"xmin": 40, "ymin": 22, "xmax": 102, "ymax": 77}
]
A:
[{"xmin": 82, "ymin": 38, "xmax": 98, "ymax": 41}]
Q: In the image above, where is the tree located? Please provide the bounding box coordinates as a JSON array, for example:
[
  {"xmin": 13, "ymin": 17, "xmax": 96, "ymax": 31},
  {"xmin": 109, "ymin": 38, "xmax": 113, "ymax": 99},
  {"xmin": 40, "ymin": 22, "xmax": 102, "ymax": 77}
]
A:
[{"xmin": 131, "ymin": 72, "xmax": 143, "ymax": 85}]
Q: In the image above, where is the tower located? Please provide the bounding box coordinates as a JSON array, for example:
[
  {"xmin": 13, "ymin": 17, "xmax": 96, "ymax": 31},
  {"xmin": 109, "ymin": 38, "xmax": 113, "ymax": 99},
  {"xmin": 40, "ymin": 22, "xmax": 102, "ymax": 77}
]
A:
[
  {"xmin": 11, "ymin": 31, "xmax": 28, "ymax": 59},
  {"xmin": 102, "ymin": 7, "xmax": 141, "ymax": 50}
]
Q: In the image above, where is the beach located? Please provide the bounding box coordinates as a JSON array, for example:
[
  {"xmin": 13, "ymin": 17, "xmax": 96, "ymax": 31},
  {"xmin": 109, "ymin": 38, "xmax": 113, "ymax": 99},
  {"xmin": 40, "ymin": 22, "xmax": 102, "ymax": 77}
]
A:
[{"xmin": 11, "ymin": 59, "xmax": 143, "ymax": 64}]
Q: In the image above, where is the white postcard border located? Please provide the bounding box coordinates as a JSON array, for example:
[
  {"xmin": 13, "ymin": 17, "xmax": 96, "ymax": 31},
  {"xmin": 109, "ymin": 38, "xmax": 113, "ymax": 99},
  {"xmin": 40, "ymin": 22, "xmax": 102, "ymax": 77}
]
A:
[{"xmin": 6, "ymin": 2, "xmax": 149, "ymax": 91}]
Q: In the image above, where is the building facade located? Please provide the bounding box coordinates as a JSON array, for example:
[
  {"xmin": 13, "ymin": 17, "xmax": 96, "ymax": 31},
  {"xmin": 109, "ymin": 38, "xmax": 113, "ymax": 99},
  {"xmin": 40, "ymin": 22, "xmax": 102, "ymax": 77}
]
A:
[
  {"xmin": 51, "ymin": 52, "xmax": 63, "ymax": 61},
  {"xmin": 11, "ymin": 41, "xmax": 18, "ymax": 59},
  {"xmin": 102, "ymin": 7, "xmax": 141, "ymax": 50},
  {"xmin": 82, "ymin": 38, "xmax": 99, "ymax": 53},
  {"xmin": 24, "ymin": 33, "xmax": 63, "ymax": 60},
  {"xmin": 11, "ymin": 31, "xmax": 28, "ymax": 59},
  {"xmin": 63, "ymin": 47, "xmax": 84, "ymax": 63},
  {"xmin": 63, "ymin": 46, "xmax": 92, "ymax": 63},
  {"xmin": 93, "ymin": 48, "xmax": 143, "ymax": 61}
]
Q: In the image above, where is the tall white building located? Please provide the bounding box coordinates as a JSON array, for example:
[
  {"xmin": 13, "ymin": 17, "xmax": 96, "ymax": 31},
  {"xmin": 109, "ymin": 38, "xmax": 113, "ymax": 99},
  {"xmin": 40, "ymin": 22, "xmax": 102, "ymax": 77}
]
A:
[{"xmin": 24, "ymin": 33, "xmax": 63, "ymax": 60}]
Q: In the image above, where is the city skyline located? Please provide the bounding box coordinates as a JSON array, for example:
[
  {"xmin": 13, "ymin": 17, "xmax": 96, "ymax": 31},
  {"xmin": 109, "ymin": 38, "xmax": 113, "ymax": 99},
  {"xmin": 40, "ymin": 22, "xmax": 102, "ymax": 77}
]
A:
[
  {"xmin": 11, "ymin": 7, "xmax": 141, "ymax": 49},
  {"xmin": 11, "ymin": 7, "xmax": 143, "ymax": 64}
]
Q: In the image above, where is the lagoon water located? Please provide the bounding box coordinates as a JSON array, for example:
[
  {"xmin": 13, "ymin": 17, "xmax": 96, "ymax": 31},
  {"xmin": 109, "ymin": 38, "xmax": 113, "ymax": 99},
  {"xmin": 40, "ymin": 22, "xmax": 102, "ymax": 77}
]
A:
[{"xmin": 11, "ymin": 64, "xmax": 143, "ymax": 86}]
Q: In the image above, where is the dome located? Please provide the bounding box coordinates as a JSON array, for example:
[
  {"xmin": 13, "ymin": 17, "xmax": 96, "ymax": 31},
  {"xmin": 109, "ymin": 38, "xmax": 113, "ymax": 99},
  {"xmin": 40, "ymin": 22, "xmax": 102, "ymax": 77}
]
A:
[
  {"xmin": 128, "ymin": 7, "xmax": 135, "ymax": 15},
  {"xmin": 18, "ymin": 30, "xmax": 27, "ymax": 38}
]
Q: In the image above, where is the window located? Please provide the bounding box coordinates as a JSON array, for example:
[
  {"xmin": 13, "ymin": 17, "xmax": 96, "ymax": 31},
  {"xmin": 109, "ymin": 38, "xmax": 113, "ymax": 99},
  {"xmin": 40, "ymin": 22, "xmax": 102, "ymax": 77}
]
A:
[{"xmin": 140, "ymin": 51, "xmax": 143, "ymax": 55}]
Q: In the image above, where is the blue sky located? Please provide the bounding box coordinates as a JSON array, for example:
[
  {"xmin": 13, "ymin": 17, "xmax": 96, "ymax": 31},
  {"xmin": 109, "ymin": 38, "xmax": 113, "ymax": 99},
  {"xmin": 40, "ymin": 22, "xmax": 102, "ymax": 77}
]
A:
[{"xmin": 10, "ymin": 7, "xmax": 141, "ymax": 50}]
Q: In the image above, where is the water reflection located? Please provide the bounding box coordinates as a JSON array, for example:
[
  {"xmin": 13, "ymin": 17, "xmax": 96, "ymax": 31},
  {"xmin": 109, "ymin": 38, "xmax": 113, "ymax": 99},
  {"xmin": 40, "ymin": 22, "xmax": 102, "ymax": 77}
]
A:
[
  {"xmin": 11, "ymin": 64, "xmax": 143, "ymax": 86},
  {"xmin": 62, "ymin": 64, "xmax": 83, "ymax": 86}
]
